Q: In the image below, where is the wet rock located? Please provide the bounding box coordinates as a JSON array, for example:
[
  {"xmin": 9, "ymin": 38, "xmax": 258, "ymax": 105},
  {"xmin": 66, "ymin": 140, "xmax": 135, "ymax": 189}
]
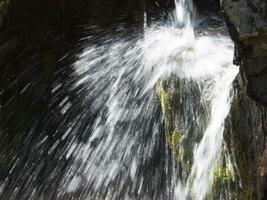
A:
[
  {"xmin": 225, "ymin": 73, "xmax": 267, "ymax": 199},
  {"xmin": 208, "ymin": 152, "xmax": 239, "ymax": 200},
  {"xmin": 156, "ymin": 76, "xmax": 206, "ymax": 172},
  {"xmin": 222, "ymin": 0, "xmax": 267, "ymax": 198},
  {"xmin": 222, "ymin": 0, "xmax": 267, "ymax": 105}
]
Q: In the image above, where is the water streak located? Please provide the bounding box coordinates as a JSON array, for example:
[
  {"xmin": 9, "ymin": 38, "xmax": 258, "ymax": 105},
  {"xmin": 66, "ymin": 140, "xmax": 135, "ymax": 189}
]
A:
[
  {"xmin": 0, "ymin": 1, "xmax": 240, "ymax": 200},
  {"xmin": 64, "ymin": 1, "xmax": 238, "ymax": 198}
]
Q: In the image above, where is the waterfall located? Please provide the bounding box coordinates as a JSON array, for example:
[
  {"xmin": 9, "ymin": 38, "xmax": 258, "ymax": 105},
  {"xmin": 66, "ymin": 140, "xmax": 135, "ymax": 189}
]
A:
[
  {"xmin": 172, "ymin": 1, "xmax": 239, "ymax": 199},
  {"xmin": 179, "ymin": 67, "xmax": 238, "ymax": 200},
  {"xmin": 60, "ymin": 1, "xmax": 238, "ymax": 199}
]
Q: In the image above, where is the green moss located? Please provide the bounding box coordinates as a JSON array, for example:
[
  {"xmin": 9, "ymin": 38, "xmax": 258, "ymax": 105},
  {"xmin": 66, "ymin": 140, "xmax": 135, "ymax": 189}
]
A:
[
  {"xmin": 206, "ymin": 154, "xmax": 236, "ymax": 200},
  {"xmin": 157, "ymin": 79, "xmax": 182, "ymax": 160},
  {"xmin": 156, "ymin": 80, "xmax": 172, "ymax": 117},
  {"xmin": 213, "ymin": 164, "xmax": 233, "ymax": 183},
  {"xmin": 156, "ymin": 78, "xmax": 193, "ymax": 170},
  {"xmin": 166, "ymin": 128, "xmax": 181, "ymax": 160}
]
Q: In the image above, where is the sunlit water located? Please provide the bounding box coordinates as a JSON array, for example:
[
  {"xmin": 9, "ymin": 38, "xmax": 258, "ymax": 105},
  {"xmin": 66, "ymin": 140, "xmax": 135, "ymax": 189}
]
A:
[
  {"xmin": 0, "ymin": 0, "xmax": 239, "ymax": 199},
  {"xmin": 60, "ymin": 0, "xmax": 239, "ymax": 199}
]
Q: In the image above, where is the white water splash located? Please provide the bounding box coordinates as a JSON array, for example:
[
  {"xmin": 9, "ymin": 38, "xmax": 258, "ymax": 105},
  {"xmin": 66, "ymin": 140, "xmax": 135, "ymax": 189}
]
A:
[
  {"xmin": 173, "ymin": 0, "xmax": 238, "ymax": 199},
  {"xmin": 62, "ymin": 1, "xmax": 238, "ymax": 199}
]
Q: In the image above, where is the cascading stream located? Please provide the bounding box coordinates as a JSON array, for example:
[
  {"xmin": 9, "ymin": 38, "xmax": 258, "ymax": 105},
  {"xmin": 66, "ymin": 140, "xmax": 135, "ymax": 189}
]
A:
[
  {"xmin": 171, "ymin": 1, "xmax": 239, "ymax": 199},
  {"xmin": 63, "ymin": 1, "xmax": 239, "ymax": 199},
  {"xmin": 0, "ymin": 1, "xmax": 239, "ymax": 200}
]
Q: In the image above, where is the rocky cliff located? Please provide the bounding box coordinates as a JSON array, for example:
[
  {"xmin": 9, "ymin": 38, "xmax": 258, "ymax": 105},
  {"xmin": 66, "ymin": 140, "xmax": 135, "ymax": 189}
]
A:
[{"xmin": 222, "ymin": 0, "xmax": 267, "ymax": 199}]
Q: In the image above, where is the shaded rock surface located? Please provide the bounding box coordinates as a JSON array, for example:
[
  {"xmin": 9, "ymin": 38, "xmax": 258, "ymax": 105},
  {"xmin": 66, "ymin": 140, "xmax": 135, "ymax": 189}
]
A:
[
  {"xmin": 225, "ymin": 73, "xmax": 267, "ymax": 199},
  {"xmin": 0, "ymin": 0, "xmax": 9, "ymax": 28},
  {"xmin": 222, "ymin": 0, "xmax": 267, "ymax": 105},
  {"xmin": 222, "ymin": 0, "xmax": 267, "ymax": 199}
]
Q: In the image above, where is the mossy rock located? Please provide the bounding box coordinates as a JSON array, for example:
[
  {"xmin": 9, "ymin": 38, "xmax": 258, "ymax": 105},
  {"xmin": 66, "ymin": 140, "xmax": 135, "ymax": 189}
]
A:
[{"xmin": 156, "ymin": 75, "xmax": 206, "ymax": 171}]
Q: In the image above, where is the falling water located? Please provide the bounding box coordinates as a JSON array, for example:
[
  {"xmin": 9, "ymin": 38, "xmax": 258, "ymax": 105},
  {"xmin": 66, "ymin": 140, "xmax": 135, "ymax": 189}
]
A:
[
  {"xmin": 171, "ymin": 1, "xmax": 239, "ymax": 200},
  {"xmin": 0, "ymin": 0, "xmax": 239, "ymax": 200},
  {"xmin": 61, "ymin": 0, "xmax": 239, "ymax": 199}
]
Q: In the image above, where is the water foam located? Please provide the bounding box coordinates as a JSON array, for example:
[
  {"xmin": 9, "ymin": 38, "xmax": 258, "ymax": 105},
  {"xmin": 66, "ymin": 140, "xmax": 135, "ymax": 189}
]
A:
[{"xmin": 64, "ymin": 1, "xmax": 238, "ymax": 199}]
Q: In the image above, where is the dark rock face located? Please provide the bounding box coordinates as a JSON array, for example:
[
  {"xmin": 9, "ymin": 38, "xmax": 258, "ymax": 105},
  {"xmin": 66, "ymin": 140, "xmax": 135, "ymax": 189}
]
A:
[
  {"xmin": 222, "ymin": 0, "xmax": 267, "ymax": 105},
  {"xmin": 225, "ymin": 73, "xmax": 267, "ymax": 199},
  {"xmin": 0, "ymin": 0, "xmax": 9, "ymax": 29},
  {"xmin": 222, "ymin": 0, "xmax": 267, "ymax": 199}
]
